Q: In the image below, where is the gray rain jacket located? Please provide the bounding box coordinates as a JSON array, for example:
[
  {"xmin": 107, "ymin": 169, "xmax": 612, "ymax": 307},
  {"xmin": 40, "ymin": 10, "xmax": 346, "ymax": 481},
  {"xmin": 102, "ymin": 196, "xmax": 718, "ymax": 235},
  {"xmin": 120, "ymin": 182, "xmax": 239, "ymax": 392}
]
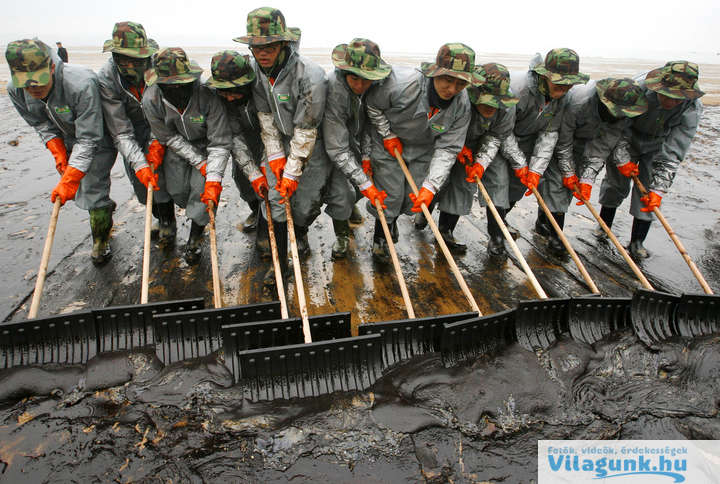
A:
[
  {"xmin": 555, "ymin": 81, "xmax": 632, "ymax": 185},
  {"xmin": 142, "ymin": 80, "xmax": 231, "ymax": 182},
  {"xmin": 323, "ymin": 69, "xmax": 372, "ymax": 191},
  {"xmin": 613, "ymin": 79, "xmax": 702, "ymax": 194},
  {"xmin": 8, "ymin": 55, "xmax": 113, "ymax": 174},
  {"xmin": 365, "ymin": 67, "xmax": 471, "ymax": 193}
]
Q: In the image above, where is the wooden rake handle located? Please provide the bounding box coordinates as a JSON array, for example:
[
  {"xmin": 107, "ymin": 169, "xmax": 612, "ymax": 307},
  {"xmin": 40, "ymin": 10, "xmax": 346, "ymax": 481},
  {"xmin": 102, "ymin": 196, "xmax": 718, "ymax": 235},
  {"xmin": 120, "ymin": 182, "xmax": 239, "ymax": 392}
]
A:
[
  {"xmin": 477, "ymin": 178, "xmax": 548, "ymax": 299},
  {"xmin": 264, "ymin": 196, "xmax": 289, "ymax": 319},
  {"xmin": 284, "ymin": 200, "xmax": 312, "ymax": 343},
  {"xmin": 28, "ymin": 198, "xmax": 62, "ymax": 319},
  {"xmin": 207, "ymin": 201, "xmax": 223, "ymax": 309},
  {"xmin": 573, "ymin": 183, "xmax": 654, "ymax": 290},
  {"xmin": 632, "ymin": 175, "xmax": 713, "ymax": 295},
  {"xmin": 140, "ymin": 183, "xmax": 154, "ymax": 304},
  {"xmin": 393, "ymin": 149, "xmax": 481, "ymax": 314},
  {"xmin": 530, "ymin": 186, "xmax": 600, "ymax": 294}
]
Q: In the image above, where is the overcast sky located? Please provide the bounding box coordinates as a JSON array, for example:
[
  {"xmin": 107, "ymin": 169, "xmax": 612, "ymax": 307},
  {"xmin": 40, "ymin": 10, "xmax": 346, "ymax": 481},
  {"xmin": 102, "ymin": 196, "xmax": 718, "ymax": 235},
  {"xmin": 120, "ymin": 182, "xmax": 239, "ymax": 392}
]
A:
[{"xmin": 2, "ymin": 0, "xmax": 719, "ymax": 62}]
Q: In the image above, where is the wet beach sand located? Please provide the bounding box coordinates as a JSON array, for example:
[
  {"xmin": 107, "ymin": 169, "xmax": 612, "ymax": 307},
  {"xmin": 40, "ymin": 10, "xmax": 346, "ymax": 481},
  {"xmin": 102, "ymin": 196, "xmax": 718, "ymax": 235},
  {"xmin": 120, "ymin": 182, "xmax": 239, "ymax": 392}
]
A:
[{"xmin": 0, "ymin": 48, "xmax": 718, "ymax": 482}]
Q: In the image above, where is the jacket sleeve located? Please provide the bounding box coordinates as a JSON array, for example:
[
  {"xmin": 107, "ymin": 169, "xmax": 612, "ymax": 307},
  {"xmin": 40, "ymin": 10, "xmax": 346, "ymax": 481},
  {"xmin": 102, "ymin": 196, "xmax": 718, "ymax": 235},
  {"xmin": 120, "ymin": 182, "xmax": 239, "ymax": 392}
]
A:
[
  {"xmin": 650, "ymin": 100, "xmax": 702, "ymax": 194},
  {"xmin": 98, "ymin": 69, "xmax": 147, "ymax": 172},
  {"xmin": 7, "ymin": 84, "xmax": 63, "ymax": 145},
  {"xmin": 257, "ymin": 111, "xmax": 286, "ymax": 165},
  {"xmin": 66, "ymin": 75, "xmax": 105, "ymax": 173},
  {"xmin": 232, "ymin": 133, "xmax": 264, "ymax": 182},
  {"xmin": 476, "ymin": 107, "xmax": 515, "ymax": 169},
  {"xmin": 554, "ymin": 103, "xmax": 579, "ymax": 177},
  {"xmin": 204, "ymin": 88, "xmax": 232, "ymax": 182},
  {"xmin": 365, "ymin": 78, "xmax": 395, "ymax": 139},
  {"xmin": 423, "ymin": 98, "xmax": 471, "ymax": 192},
  {"xmin": 528, "ymin": 130, "xmax": 560, "ymax": 176},
  {"xmin": 501, "ymin": 132, "xmax": 527, "ymax": 170},
  {"xmin": 283, "ymin": 66, "xmax": 327, "ymax": 179}
]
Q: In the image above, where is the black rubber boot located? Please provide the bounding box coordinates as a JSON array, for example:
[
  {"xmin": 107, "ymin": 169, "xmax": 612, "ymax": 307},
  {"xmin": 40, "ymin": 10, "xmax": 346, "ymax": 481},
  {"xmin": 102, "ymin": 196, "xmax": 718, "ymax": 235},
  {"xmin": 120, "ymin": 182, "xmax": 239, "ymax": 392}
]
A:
[
  {"xmin": 242, "ymin": 200, "xmax": 259, "ymax": 232},
  {"xmin": 89, "ymin": 205, "xmax": 114, "ymax": 266},
  {"xmin": 332, "ymin": 218, "xmax": 351, "ymax": 259},
  {"xmin": 487, "ymin": 206, "xmax": 506, "ymax": 256},
  {"xmin": 414, "ymin": 199, "xmax": 436, "ymax": 230},
  {"xmin": 372, "ymin": 218, "xmax": 391, "ymax": 262},
  {"xmin": 438, "ymin": 211, "xmax": 466, "ymax": 254},
  {"xmin": 184, "ymin": 221, "xmax": 205, "ymax": 265},
  {"xmin": 294, "ymin": 224, "xmax": 310, "ymax": 257},
  {"xmin": 594, "ymin": 206, "xmax": 617, "ymax": 237},
  {"xmin": 150, "ymin": 202, "xmax": 161, "ymax": 240},
  {"xmin": 349, "ymin": 204, "xmax": 363, "ymax": 225},
  {"xmin": 534, "ymin": 210, "xmax": 552, "ymax": 237},
  {"xmin": 629, "ymin": 218, "xmax": 652, "ymax": 259},
  {"xmin": 156, "ymin": 201, "xmax": 177, "ymax": 246},
  {"xmin": 548, "ymin": 212, "xmax": 566, "ymax": 254},
  {"xmin": 263, "ymin": 221, "xmax": 289, "ymax": 289},
  {"xmin": 256, "ymin": 214, "xmax": 271, "ymax": 259}
]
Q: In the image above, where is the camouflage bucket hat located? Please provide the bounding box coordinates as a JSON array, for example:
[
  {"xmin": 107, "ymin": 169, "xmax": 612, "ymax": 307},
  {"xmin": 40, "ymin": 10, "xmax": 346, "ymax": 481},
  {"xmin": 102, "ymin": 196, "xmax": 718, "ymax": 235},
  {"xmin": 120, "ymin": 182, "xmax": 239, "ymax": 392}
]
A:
[
  {"xmin": 596, "ymin": 78, "xmax": 649, "ymax": 118},
  {"xmin": 144, "ymin": 47, "xmax": 203, "ymax": 86},
  {"xmin": 102, "ymin": 21, "xmax": 157, "ymax": 58},
  {"xmin": 420, "ymin": 43, "xmax": 475, "ymax": 83},
  {"xmin": 331, "ymin": 38, "xmax": 391, "ymax": 81},
  {"xmin": 5, "ymin": 39, "xmax": 52, "ymax": 88},
  {"xmin": 532, "ymin": 48, "xmax": 589, "ymax": 86},
  {"xmin": 467, "ymin": 63, "xmax": 519, "ymax": 108},
  {"xmin": 233, "ymin": 7, "xmax": 301, "ymax": 46},
  {"xmin": 206, "ymin": 50, "xmax": 256, "ymax": 88},
  {"xmin": 645, "ymin": 61, "xmax": 705, "ymax": 100}
]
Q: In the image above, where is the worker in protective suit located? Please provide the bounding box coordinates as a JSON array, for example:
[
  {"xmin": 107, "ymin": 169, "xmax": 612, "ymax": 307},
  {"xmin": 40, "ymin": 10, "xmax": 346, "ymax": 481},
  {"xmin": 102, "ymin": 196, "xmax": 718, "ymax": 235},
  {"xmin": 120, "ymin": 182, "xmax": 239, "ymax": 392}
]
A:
[
  {"xmin": 234, "ymin": 7, "xmax": 329, "ymax": 286},
  {"xmin": 206, "ymin": 50, "xmax": 268, "ymax": 235},
  {"xmin": 142, "ymin": 47, "xmax": 232, "ymax": 265},
  {"xmin": 98, "ymin": 21, "xmax": 177, "ymax": 246},
  {"xmin": 6, "ymin": 39, "xmax": 118, "ymax": 265},
  {"xmin": 323, "ymin": 38, "xmax": 391, "ymax": 259},
  {"xmin": 597, "ymin": 61, "xmax": 704, "ymax": 259},
  {"xmin": 502, "ymin": 49, "xmax": 589, "ymax": 228},
  {"xmin": 435, "ymin": 63, "xmax": 519, "ymax": 256},
  {"xmin": 365, "ymin": 43, "xmax": 476, "ymax": 260},
  {"xmin": 543, "ymin": 78, "xmax": 648, "ymax": 253}
]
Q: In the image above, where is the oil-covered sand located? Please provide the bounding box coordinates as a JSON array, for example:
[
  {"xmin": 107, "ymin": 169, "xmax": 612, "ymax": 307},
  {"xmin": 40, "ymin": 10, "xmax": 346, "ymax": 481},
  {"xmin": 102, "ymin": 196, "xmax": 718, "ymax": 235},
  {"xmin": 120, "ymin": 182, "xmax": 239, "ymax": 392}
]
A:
[{"xmin": 0, "ymin": 50, "xmax": 718, "ymax": 482}]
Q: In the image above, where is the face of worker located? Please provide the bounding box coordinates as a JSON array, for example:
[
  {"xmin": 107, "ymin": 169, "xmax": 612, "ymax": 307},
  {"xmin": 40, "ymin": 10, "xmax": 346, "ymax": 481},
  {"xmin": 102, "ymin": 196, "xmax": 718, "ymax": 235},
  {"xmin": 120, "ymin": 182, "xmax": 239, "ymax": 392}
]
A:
[
  {"xmin": 250, "ymin": 42, "xmax": 285, "ymax": 70},
  {"xmin": 345, "ymin": 73, "xmax": 373, "ymax": 95},
  {"xmin": 545, "ymin": 78, "xmax": 572, "ymax": 99},
  {"xmin": 433, "ymin": 75, "xmax": 468, "ymax": 101},
  {"xmin": 475, "ymin": 103, "xmax": 497, "ymax": 119},
  {"xmin": 25, "ymin": 63, "xmax": 55, "ymax": 100},
  {"xmin": 657, "ymin": 93, "xmax": 683, "ymax": 110}
]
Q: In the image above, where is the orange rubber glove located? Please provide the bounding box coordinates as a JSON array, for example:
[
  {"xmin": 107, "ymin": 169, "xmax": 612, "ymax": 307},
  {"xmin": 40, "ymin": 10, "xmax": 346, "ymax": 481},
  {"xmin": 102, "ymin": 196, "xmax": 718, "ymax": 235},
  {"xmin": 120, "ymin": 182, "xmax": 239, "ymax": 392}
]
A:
[
  {"xmin": 617, "ymin": 161, "xmax": 639, "ymax": 178},
  {"xmin": 562, "ymin": 174, "xmax": 579, "ymax": 192},
  {"xmin": 409, "ymin": 187, "xmax": 434, "ymax": 213},
  {"xmin": 277, "ymin": 177, "xmax": 299, "ymax": 203},
  {"xmin": 362, "ymin": 158, "xmax": 373, "ymax": 177},
  {"xmin": 464, "ymin": 163, "xmax": 485, "ymax": 182},
  {"xmin": 514, "ymin": 166, "xmax": 528, "ymax": 184},
  {"xmin": 524, "ymin": 171, "xmax": 541, "ymax": 196},
  {"xmin": 135, "ymin": 166, "xmax": 159, "ymax": 191},
  {"xmin": 146, "ymin": 140, "xmax": 166, "ymax": 171},
  {"xmin": 574, "ymin": 182, "xmax": 592, "ymax": 205},
  {"xmin": 200, "ymin": 181, "xmax": 222, "ymax": 207},
  {"xmin": 383, "ymin": 136, "xmax": 403, "ymax": 157},
  {"xmin": 251, "ymin": 175, "xmax": 269, "ymax": 199},
  {"xmin": 197, "ymin": 162, "xmax": 207, "ymax": 178},
  {"xmin": 640, "ymin": 191, "xmax": 662, "ymax": 212},
  {"xmin": 361, "ymin": 184, "xmax": 387, "ymax": 209},
  {"xmin": 46, "ymin": 137, "xmax": 68, "ymax": 175},
  {"xmin": 269, "ymin": 156, "xmax": 286, "ymax": 182},
  {"xmin": 51, "ymin": 166, "xmax": 85, "ymax": 205},
  {"xmin": 457, "ymin": 145, "xmax": 473, "ymax": 165}
]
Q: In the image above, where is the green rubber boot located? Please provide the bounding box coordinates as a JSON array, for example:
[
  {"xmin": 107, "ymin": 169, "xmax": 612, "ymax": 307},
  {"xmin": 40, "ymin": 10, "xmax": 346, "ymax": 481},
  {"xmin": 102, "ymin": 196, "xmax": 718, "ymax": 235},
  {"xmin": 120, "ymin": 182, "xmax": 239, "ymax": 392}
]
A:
[{"xmin": 89, "ymin": 206, "xmax": 114, "ymax": 266}]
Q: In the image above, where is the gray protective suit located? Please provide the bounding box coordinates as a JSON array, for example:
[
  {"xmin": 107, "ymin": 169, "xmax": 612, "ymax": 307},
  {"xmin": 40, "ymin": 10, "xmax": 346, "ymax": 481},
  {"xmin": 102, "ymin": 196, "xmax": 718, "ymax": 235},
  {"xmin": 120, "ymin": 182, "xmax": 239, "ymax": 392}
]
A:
[
  {"xmin": 599, "ymin": 79, "xmax": 702, "ymax": 221},
  {"xmin": 542, "ymin": 81, "xmax": 632, "ymax": 212},
  {"xmin": 322, "ymin": 69, "xmax": 371, "ymax": 219},
  {"xmin": 142, "ymin": 80, "xmax": 231, "ymax": 226},
  {"xmin": 251, "ymin": 47, "xmax": 331, "ymax": 226},
  {"xmin": 97, "ymin": 57, "xmax": 171, "ymax": 205},
  {"xmin": 438, "ymin": 103, "xmax": 518, "ymax": 214},
  {"xmin": 8, "ymin": 56, "xmax": 117, "ymax": 211},
  {"xmin": 365, "ymin": 67, "xmax": 471, "ymax": 220}
]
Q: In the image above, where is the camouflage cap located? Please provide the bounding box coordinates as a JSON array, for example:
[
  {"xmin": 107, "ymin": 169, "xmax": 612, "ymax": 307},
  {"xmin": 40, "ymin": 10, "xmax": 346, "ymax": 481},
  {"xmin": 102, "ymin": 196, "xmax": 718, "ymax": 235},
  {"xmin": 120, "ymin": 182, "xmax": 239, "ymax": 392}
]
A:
[
  {"xmin": 233, "ymin": 7, "xmax": 301, "ymax": 46},
  {"xmin": 595, "ymin": 78, "xmax": 648, "ymax": 118},
  {"xmin": 467, "ymin": 63, "xmax": 519, "ymax": 108},
  {"xmin": 645, "ymin": 61, "xmax": 705, "ymax": 100},
  {"xmin": 206, "ymin": 50, "xmax": 256, "ymax": 89},
  {"xmin": 532, "ymin": 48, "xmax": 589, "ymax": 86},
  {"xmin": 144, "ymin": 47, "xmax": 203, "ymax": 86},
  {"xmin": 420, "ymin": 43, "xmax": 475, "ymax": 83},
  {"xmin": 5, "ymin": 39, "xmax": 53, "ymax": 88},
  {"xmin": 331, "ymin": 38, "xmax": 391, "ymax": 81},
  {"xmin": 102, "ymin": 21, "xmax": 157, "ymax": 58}
]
